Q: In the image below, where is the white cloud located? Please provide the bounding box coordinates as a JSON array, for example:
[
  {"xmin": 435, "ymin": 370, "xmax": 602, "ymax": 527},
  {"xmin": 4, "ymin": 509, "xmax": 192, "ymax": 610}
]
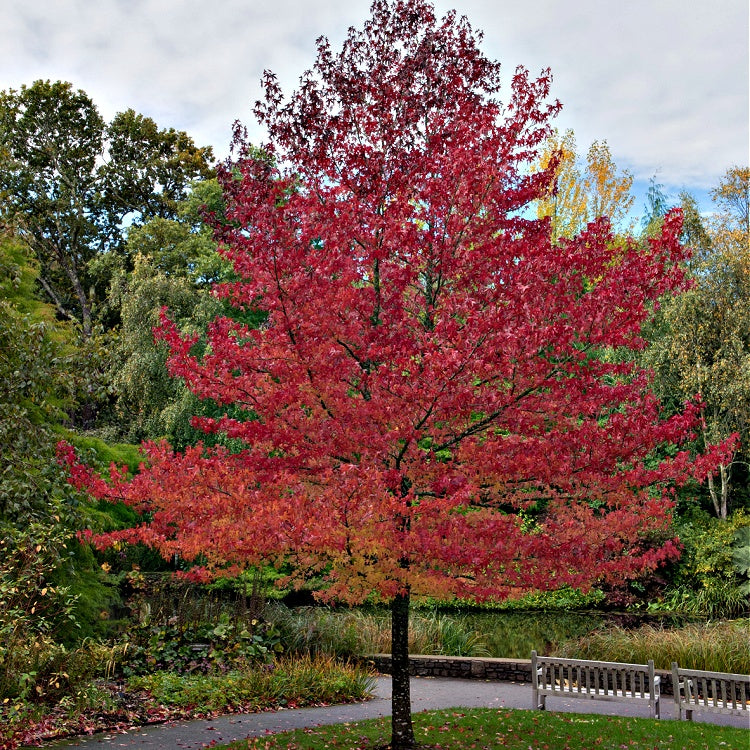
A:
[{"xmin": 0, "ymin": 0, "xmax": 746, "ymax": 197}]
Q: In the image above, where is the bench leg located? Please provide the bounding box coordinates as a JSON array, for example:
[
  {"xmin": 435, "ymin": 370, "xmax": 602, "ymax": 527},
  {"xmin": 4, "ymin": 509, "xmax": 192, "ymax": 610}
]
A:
[
  {"xmin": 532, "ymin": 684, "xmax": 545, "ymax": 711},
  {"xmin": 652, "ymin": 698, "xmax": 660, "ymax": 720}
]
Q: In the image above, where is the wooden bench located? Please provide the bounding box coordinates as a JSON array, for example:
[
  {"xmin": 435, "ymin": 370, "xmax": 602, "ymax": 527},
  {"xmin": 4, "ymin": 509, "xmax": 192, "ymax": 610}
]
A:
[
  {"xmin": 671, "ymin": 663, "xmax": 750, "ymax": 721},
  {"xmin": 531, "ymin": 651, "xmax": 660, "ymax": 719}
]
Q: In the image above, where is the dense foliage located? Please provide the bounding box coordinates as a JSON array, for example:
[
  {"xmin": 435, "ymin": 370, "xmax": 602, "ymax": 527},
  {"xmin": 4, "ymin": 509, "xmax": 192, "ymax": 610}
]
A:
[
  {"xmin": 645, "ymin": 168, "xmax": 749, "ymax": 518},
  {"xmin": 0, "ymin": 80, "xmax": 214, "ymax": 340}
]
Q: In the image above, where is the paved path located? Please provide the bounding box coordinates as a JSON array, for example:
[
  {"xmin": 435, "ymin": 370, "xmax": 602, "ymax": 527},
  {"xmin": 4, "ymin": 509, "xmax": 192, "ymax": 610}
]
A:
[{"xmin": 44, "ymin": 676, "xmax": 749, "ymax": 748}]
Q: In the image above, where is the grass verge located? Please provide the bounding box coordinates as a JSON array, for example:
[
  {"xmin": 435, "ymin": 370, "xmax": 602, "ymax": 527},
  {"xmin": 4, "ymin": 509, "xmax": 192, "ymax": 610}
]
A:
[{"xmin": 217, "ymin": 707, "xmax": 748, "ymax": 749}]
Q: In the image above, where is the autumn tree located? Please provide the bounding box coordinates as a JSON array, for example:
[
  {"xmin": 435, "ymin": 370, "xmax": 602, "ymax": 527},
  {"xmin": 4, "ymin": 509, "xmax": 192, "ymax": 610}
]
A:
[
  {"xmin": 64, "ymin": 2, "xmax": 729, "ymax": 746},
  {"xmin": 645, "ymin": 167, "xmax": 749, "ymax": 519},
  {"xmin": 535, "ymin": 129, "xmax": 634, "ymax": 239}
]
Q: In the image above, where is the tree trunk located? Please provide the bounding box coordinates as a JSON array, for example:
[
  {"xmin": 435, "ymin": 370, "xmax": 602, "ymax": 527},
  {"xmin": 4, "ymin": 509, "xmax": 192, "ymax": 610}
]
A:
[
  {"xmin": 61, "ymin": 253, "xmax": 93, "ymax": 340},
  {"xmin": 707, "ymin": 463, "xmax": 730, "ymax": 520},
  {"xmin": 390, "ymin": 590, "xmax": 415, "ymax": 749},
  {"xmin": 719, "ymin": 463, "xmax": 729, "ymax": 520}
]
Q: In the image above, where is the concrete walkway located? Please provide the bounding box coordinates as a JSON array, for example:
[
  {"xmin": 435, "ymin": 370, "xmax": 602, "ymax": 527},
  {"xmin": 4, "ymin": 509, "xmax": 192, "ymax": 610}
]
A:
[{"xmin": 44, "ymin": 675, "xmax": 749, "ymax": 748}]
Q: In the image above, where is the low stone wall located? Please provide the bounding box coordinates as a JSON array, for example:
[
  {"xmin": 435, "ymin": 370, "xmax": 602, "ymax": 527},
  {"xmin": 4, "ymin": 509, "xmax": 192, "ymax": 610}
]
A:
[
  {"xmin": 366, "ymin": 654, "xmax": 532, "ymax": 683},
  {"xmin": 364, "ymin": 654, "xmax": 674, "ymax": 695}
]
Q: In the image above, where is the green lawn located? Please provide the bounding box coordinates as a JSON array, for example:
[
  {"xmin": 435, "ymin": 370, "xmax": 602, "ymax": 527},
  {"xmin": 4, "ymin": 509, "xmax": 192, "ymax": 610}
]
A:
[{"xmin": 218, "ymin": 707, "xmax": 748, "ymax": 749}]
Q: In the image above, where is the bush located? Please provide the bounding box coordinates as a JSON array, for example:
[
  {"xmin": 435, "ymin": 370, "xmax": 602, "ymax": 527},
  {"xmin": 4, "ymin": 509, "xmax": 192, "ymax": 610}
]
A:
[
  {"xmin": 127, "ymin": 655, "xmax": 374, "ymax": 713},
  {"xmin": 116, "ymin": 615, "xmax": 283, "ymax": 677},
  {"xmin": 419, "ymin": 586, "xmax": 607, "ymax": 612},
  {"xmin": 655, "ymin": 510, "xmax": 750, "ymax": 618},
  {"xmin": 0, "ymin": 525, "xmax": 79, "ymax": 700}
]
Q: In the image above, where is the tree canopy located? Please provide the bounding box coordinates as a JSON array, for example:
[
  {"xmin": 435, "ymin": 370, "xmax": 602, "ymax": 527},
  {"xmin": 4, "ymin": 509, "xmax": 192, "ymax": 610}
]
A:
[
  {"xmin": 535, "ymin": 129, "xmax": 635, "ymax": 239},
  {"xmin": 0, "ymin": 228, "xmax": 78, "ymax": 529},
  {"xmin": 645, "ymin": 167, "xmax": 749, "ymax": 519},
  {"xmin": 110, "ymin": 179, "xmax": 233, "ymax": 443},
  {"xmin": 0, "ymin": 80, "xmax": 214, "ymax": 338}
]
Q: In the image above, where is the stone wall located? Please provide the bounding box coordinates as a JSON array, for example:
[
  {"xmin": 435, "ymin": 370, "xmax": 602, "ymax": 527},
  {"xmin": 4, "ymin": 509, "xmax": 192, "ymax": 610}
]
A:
[{"xmin": 364, "ymin": 654, "xmax": 675, "ymax": 695}]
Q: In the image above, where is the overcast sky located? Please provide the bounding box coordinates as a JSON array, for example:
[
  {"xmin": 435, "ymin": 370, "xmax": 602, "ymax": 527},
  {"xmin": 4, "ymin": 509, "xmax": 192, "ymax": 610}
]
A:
[{"xmin": 1, "ymin": 0, "xmax": 747, "ymax": 216}]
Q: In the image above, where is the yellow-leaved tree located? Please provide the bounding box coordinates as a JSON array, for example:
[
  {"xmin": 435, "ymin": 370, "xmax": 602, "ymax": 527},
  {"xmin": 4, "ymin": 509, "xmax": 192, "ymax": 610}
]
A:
[{"xmin": 536, "ymin": 129, "xmax": 635, "ymax": 240}]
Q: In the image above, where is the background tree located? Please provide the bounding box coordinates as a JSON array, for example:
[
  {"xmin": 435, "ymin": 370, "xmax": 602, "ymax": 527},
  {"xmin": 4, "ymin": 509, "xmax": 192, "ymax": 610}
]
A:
[
  {"xmin": 678, "ymin": 191, "xmax": 712, "ymax": 258},
  {"xmin": 640, "ymin": 176, "xmax": 671, "ymax": 236},
  {"xmin": 109, "ymin": 179, "xmax": 233, "ymax": 443},
  {"xmin": 65, "ymin": 2, "xmax": 728, "ymax": 747},
  {"xmin": 535, "ymin": 129, "xmax": 634, "ymax": 239},
  {"xmin": 0, "ymin": 81, "xmax": 104, "ymax": 338},
  {"xmin": 0, "ymin": 299, "xmax": 75, "ymax": 528},
  {"xmin": 0, "ymin": 224, "xmax": 80, "ymax": 528},
  {"xmin": 712, "ymin": 166, "xmax": 749, "ymax": 231},
  {"xmin": 645, "ymin": 167, "xmax": 749, "ymax": 519},
  {"xmin": 0, "ymin": 80, "xmax": 214, "ymax": 339}
]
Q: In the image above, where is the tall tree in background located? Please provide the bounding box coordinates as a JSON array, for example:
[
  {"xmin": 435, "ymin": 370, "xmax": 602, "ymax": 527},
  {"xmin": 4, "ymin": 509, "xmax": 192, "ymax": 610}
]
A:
[
  {"xmin": 0, "ymin": 80, "xmax": 214, "ymax": 339},
  {"xmin": 640, "ymin": 176, "xmax": 671, "ymax": 236},
  {"xmin": 535, "ymin": 129, "xmax": 634, "ymax": 239},
  {"xmin": 110, "ymin": 179, "xmax": 235, "ymax": 443},
  {"xmin": 64, "ymin": 2, "xmax": 729, "ymax": 746},
  {"xmin": 645, "ymin": 167, "xmax": 749, "ymax": 519}
]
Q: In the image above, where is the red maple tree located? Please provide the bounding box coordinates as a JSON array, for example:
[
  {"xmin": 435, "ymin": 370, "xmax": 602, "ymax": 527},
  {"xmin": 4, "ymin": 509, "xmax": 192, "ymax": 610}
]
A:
[{"xmin": 62, "ymin": 1, "xmax": 730, "ymax": 746}]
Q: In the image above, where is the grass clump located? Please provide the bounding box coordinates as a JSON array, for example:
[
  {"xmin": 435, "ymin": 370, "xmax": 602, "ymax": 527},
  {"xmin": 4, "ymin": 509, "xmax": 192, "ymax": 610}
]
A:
[
  {"xmin": 217, "ymin": 707, "xmax": 749, "ymax": 749},
  {"xmin": 266, "ymin": 604, "xmax": 748, "ymax": 668},
  {"xmin": 266, "ymin": 605, "xmax": 490, "ymax": 658},
  {"xmin": 127, "ymin": 655, "xmax": 375, "ymax": 714},
  {"xmin": 562, "ymin": 618, "xmax": 750, "ymax": 673}
]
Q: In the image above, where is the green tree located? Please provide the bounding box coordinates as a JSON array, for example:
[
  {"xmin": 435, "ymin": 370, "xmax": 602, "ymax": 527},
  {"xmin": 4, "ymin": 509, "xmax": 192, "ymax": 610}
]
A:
[
  {"xmin": 0, "ymin": 299, "xmax": 77, "ymax": 527},
  {"xmin": 678, "ymin": 191, "xmax": 712, "ymax": 258},
  {"xmin": 0, "ymin": 80, "xmax": 214, "ymax": 339},
  {"xmin": 0, "ymin": 226, "xmax": 133, "ymax": 649},
  {"xmin": 640, "ymin": 177, "xmax": 671, "ymax": 236},
  {"xmin": 109, "ymin": 179, "xmax": 235, "ymax": 442},
  {"xmin": 0, "ymin": 225, "xmax": 80, "ymax": 527},
  {"xmin": 645, "ymin": 167, "xmax": 749, "ymax": 518}
]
